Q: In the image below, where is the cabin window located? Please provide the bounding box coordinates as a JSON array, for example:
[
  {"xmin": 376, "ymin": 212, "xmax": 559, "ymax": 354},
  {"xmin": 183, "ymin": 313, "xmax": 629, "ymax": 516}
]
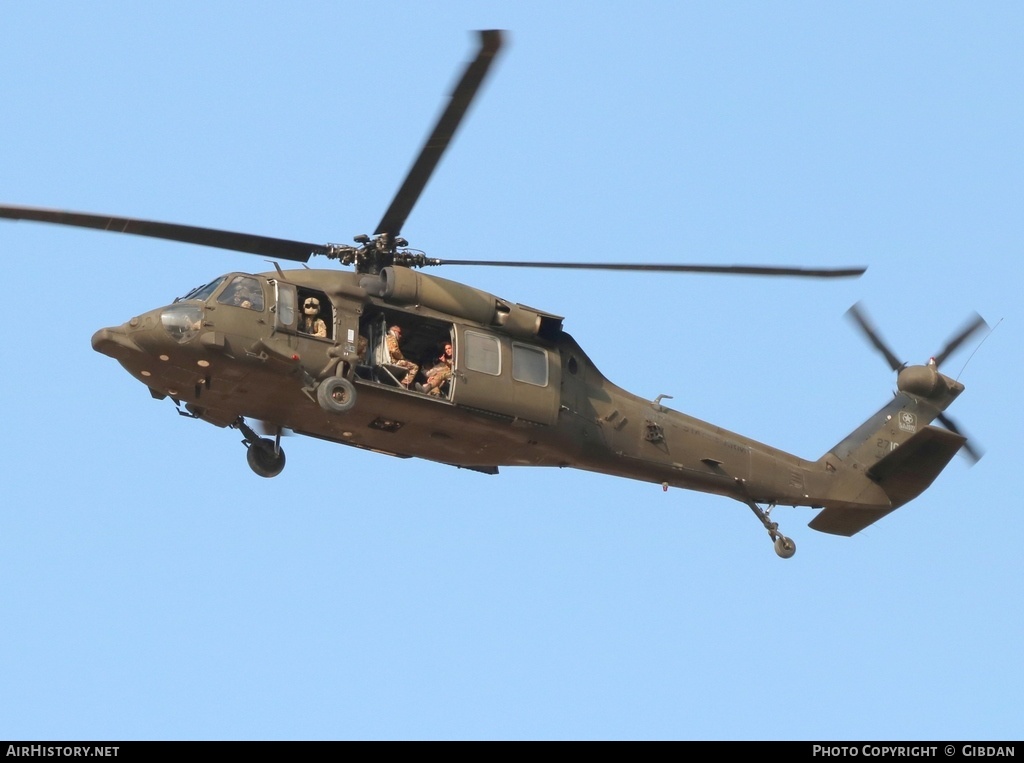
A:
[
  {"xmin": 464, "ymin": 330, "xmax": 501, "ymax": 376},
  {"xmin": 512, "ymin": 343, "xmax": 548, "ymax": 386},
  {"xmin": 217, "ymin": 275, "xmax": 264, "ymax": 311}
]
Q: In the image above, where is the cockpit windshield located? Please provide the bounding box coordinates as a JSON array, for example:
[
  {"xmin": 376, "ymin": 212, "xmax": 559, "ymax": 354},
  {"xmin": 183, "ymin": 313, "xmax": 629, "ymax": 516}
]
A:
[{"xmin": 177, "ymin": 276, "xmax": 227, "ymax": 303}]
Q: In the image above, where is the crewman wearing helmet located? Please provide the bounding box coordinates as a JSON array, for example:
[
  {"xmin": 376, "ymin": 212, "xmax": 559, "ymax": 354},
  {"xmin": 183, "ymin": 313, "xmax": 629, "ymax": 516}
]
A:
[{"xmin": 300, "ymin": 297, "xmax": 327, "ymax": 338}]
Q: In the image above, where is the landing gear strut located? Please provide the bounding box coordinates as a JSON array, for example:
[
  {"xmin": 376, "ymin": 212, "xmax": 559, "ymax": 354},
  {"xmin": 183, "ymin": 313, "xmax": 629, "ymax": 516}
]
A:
[
  {"xmin": 234, "ymin": 417, "xmax": 286, "ymax": 478},
  {"xmin": 745, "ymin": 501, "xmax": 796, "ymax": 559}
]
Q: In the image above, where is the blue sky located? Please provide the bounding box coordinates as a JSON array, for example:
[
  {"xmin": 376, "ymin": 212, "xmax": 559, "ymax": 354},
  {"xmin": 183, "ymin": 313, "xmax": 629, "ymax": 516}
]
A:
[{"xmin": 1, "ymin": 2, "xmax": 1021, "ymax": 741}]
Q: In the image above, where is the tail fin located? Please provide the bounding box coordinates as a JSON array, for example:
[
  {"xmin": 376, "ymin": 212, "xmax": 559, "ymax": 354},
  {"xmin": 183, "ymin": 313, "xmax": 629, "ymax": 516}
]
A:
[
  {"xmin": 808, "ymin": 305, "xmax": 984, "ymax": 537},
  {"xmin": 808, "ymin": 367, "xmax": 967, "ymax": 536}
]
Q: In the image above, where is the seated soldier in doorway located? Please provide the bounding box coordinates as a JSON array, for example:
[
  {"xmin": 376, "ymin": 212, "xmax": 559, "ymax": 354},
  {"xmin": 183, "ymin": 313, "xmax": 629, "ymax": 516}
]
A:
[
  {"xmin": 417, "ymin": 341, "xmax": 453, "ymax": 397},
  {"xmin": 385, "ymin": 324, "xmax": 419, "ymax": 389}
]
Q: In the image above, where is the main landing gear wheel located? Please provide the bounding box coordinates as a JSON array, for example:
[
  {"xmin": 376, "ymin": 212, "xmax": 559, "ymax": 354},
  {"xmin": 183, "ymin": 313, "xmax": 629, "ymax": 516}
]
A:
[
  {"xmin": 316, "ymin": 376, "xmax": 357, "ymax": 414},
  {"xmin": 246, "ymin": 437, "xmax": 286, "ymax": 478}
]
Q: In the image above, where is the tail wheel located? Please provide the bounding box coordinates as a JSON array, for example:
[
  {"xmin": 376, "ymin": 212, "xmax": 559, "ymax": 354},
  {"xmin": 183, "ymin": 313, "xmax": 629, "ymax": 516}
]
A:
[
  {"xmin": 745, "ymin": 500, "xmax": 797, "ymax": 559},
  {"xmin": 774, "ymin": 536, "xmax": 796, "ymax": 559},
  {"xmin": 247, "ymin": 437, "xmax": 286, "ymax": 478},
  {"xmin": 316, "ymin": 376, "xmax": 357, "ymax": 414}
]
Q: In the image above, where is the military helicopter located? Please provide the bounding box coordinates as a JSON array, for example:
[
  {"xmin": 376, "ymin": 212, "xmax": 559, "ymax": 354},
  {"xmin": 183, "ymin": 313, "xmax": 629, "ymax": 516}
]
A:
[{"xmin": 0, "ymin": 30, "xmax": 985, "ymax": 558}]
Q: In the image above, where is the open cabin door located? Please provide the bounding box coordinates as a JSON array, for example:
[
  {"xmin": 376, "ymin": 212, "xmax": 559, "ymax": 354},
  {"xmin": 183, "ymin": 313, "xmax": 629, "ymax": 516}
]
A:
[{"xmin": 451, "ymin": 326, "xmax": 561, "ymax": 426}]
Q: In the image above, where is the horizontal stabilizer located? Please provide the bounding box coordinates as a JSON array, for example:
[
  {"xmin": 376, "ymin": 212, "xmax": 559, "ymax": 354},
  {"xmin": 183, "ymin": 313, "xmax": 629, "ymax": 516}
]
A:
[
  {"xmin": 808, "ymin": 506, "xmax": 894, "ymax": 537},
  {"xmin": 809, "ymin": 426, "xmax": 965, "ymax": 537},
  {"xmin": 867, "ymin": 425, "xmax": 965, "ymax": 506}
]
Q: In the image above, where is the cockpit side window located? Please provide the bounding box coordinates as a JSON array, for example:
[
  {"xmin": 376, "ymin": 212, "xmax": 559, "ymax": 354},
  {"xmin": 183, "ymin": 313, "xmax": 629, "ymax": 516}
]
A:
[{"xmin": 217, "ymin": 275, "xmax": 264, "ymax": 311}]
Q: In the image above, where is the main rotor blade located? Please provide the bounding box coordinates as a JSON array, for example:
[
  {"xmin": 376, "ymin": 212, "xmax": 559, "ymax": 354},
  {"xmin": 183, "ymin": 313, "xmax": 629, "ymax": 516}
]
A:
[
  {"xmin": 933, "ymin": 312, "xmax": 988, "ymax": 368},
  {"xmin": 846, "ymin": 302, "xmax": 904, "ymax": 372},
  {"xmin": 374, "ymin": 29, "xmax": 504, "ymax": 240},
  {"xmin": 937, "ymin": 413, "xmax": 983, "ymax": 464},
  {"xmin": 433, "ymin": 259, "xmax": 866, "ymax": 278},
  {"xmin": 0, "ymin": 204, "xmax": 327, "ymax": 262}
]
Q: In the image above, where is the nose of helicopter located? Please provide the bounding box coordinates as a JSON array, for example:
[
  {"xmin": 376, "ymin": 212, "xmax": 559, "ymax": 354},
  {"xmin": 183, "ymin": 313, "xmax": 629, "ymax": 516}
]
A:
[
  {"xmin": 92, "ymin": 306, "xmax": 208, "ymax": 394},
  {"xmin": 92, "ymin": 323, "xmax": 143, "ymax": 362},
  {"xmin": 92, "ymin": 306, "xmax": 184, "ymax": 362}
]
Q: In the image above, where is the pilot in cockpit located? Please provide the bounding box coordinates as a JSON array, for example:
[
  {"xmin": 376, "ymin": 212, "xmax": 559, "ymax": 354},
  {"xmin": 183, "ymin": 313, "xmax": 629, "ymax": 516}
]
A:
[{"xmin": 220, "ymin": 276, "xmax": 264, "ymax": 311}]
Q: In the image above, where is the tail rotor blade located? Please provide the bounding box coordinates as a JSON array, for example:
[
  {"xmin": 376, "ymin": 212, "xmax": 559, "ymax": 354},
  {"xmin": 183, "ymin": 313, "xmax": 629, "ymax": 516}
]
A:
[
  {"xmin": 937, "ymin": 413, "xmax": 983, "ymax": 464},
  {"xmin": 846, "ymin": 302, "xmax": 904, "ymax": 372},
  {"xmin": 933, "ymin": 312, "xmax": 989, "ymax": 368}
]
